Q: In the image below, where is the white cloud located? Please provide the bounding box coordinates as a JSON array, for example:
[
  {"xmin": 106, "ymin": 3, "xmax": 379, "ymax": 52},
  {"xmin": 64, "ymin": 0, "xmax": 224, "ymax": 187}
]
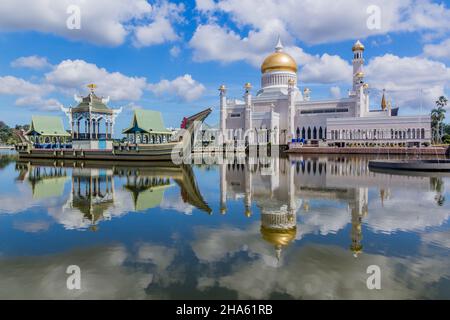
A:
[
  {"xmin": 330, "ymin": 86, "xmax": 342, "ymax": 99},
  {"xmin": 0, "ymin": 75, "xmax": 60, "ymax": 111},
  {"xmin": 423, "ymin": 39, "xmax": 450, "ymax": 59},
  {"xmin": 45, "ymin": 59, "xmax": 148, "ymax": 101},
  {"xmin": 0, "ymin": 0, "xmax": 184, "ymax": 47},
  {"xmin": 195, "ymin": 0, "xmax": 217, "ymax": 12},
  {"xmin": 196, "ymin": 0, "xmax": 450, "ymax": 45},
  {"xmin": 13, "ymin": 220, "xmax": 51, "ymax": 233},
  {"xmin": 366, "ymin": 188, "xmax": 450, "ymax": 233},
  {"xmin": 15, "ymin": 96, "xmax": 62, "ymax": 112},
  {"xmin": 189, "ymin": 24, "xmax": 352, "ymax": 84},
  {"xmin": 133, "ymin": 1, "xmax": 184, "ymax": 47},
  {"xmin": 0, "ymin": 75, "xmax": 50, "ymax": 96},
  {"xmin": 11, "ymin": 55, "xmax": 51, "ymax": 70},
  {"xmin": 148, "ymin": 74, "xmax": 206, "ymax": 102},
  {"xmin": 169, "ymin": 45, "xmax": 181, "ymax": 57},
  {"xmin": 365, "ymin": 54, "xmax": 450, "ymax": 110},
  {"xmin": 300, "ymin": 54, "xmax": 352, "ymax": 84},
  {"xmin": 160, "ymin": 193, "xmax": 195, "ymax": 214}
]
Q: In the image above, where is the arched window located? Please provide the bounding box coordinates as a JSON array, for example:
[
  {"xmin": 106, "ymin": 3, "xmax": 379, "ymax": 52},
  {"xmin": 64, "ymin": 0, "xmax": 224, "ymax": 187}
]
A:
[
  {"xmin": 302, "ymin": 127, "xmax": 306, "ymax": 139},
  {"xmin": 313, "ymin": 127, "xmax": 317, "ymax": 139},
  {"xmin": 319, "ymin": 127, "xmax": 323, "ymax": 140},
  {"xmin": 421, "ymin": 128, "xmax": 425, "ymax": 139},
  {"xmin": 307, "ymin": 127, "xmax": 311, "ymax": 139},
  {"xmin": 296, "ymin": 127, "xmax": 300, "ymax": 139}
]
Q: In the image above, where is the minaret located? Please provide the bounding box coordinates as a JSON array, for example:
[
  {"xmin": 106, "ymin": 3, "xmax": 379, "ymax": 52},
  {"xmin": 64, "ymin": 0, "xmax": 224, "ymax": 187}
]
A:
[
  {"xmin": 244, "ymin": 158, "xmax": 252, "ymax": 217},
  {"xmin": 352, "ymin": 40, "xmax": 365, "ymax": 92},
  {"xmin": 287, "ymin": 79, "xmax": 296, "ymax": 144},
  {"xmin": 349, "ymin": 187, "xmax": 368, "ymax": 258},
  {"xmin": 352, "ymin": 40, "xmax": 367, "ymax": 117},
  {"xmin": 244, "ymin": 83, "xmax": 253, "ymax": 145},
  {"xmin": 219, "ymin": 84, "xmax": 227, "ymax": 145},
  {"xmin": 220, "ymin": 162, "xmax": 227, "ymax": 214}
]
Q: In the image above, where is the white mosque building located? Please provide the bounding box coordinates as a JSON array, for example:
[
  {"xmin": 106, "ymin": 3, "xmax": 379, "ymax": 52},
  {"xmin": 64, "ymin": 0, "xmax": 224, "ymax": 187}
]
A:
[{"xmin": 219, "ymin": 39, "xmax": 431, "ymax": 148}]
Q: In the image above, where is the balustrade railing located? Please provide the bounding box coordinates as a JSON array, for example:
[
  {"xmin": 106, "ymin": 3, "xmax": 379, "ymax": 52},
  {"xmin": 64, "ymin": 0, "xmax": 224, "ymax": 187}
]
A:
[{"xmin": 73, "ymin": 133, "xmax": 112, "ymax": 140}]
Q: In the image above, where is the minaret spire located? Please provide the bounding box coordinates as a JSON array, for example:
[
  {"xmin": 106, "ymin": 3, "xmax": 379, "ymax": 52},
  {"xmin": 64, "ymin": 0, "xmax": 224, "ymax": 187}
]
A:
[{"xmin": 275, "ymin": 36, "xmax": 283, "ymax": 52}]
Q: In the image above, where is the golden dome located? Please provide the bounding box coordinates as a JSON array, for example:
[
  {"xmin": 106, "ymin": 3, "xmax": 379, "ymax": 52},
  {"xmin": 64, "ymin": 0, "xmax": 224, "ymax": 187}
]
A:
[
  {"xmin": 261, "ymin": 52, "xmax": 298, "ymax": 74},
  {"xmin": 261, "ymin": 37, "xmax": 297, "ymax": 74},
  {"xmin": 352, "ymin": 40, "xmax": 365, "ymax": 52},
  {"xmin": 355, "ymin": 71, "xmax": 364, "ymax": 78},
  {"xmin": 261, "ymin": 226, "xmax": 297, "ymax": 247}
]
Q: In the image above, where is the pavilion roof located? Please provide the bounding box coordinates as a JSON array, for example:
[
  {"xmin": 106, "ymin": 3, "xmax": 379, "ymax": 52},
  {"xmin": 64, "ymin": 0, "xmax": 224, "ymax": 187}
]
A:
[
  {"xmin": 122, "ymin": 109, "xmax": 171, "ymax": 134},
  {"xmin": 72, "ymin": 92, "xmax": 113, "ymax": 114},
  {"xmin": 26, "ymin": 116, "xmax": 70, "ymax": 137}
]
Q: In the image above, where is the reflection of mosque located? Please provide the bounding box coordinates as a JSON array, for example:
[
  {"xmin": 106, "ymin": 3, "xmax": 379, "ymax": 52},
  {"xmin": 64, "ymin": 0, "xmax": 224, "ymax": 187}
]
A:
[
  {"xmin": 64, "ymin": 167, "xmax": 115, "ymax": 231},
  {"xmin": 219, "ymin": 156, "xmax": 431, "ymax": 258}
]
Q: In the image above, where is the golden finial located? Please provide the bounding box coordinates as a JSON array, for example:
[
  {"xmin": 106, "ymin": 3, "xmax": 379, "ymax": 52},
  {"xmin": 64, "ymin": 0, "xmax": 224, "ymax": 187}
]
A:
[
  {"xmin": 244, "ymin": 82, "xmax": 252, "ymax": 90},
  {"xmin": 87, "ymin": 83, "xmax": 97, "ymax": 93},
  {"xmin": 381, "ymin": 89, "xmax": 387, "ymax": 111}
]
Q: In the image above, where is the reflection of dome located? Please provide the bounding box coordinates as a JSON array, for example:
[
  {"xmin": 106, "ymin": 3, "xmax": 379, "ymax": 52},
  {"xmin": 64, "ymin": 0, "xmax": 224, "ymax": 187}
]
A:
[
  {"xmin": 350, "ymin": 244, "xmax": 363, "ymax": 257},
  {"xmin": 260, "ymin": 226, "xmax": 297, "ymax": 247},
  {"xmin": 261, "ymin": 38, "xmax": 297, "ymax": 74}
]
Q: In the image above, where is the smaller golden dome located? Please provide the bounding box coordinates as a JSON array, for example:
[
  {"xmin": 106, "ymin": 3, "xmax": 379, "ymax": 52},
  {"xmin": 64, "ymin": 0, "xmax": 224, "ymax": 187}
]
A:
[
  {"xmin": 363, "ymin": 83, "xmax": 369, "ymax": 89},
  {"xmin": 355, "ymin": 71, "xmax": 364, "ymax": 78},
  {"xmin": 218, "ymin": 84, "xmax": 226, "ymax": 92},
  {"xmin": 261, "ymin": 226, "xmax": 297, "ymax": 247},
  {"xmin": 245, "ymin": 208, "xmax": 252, "ymax": 217},
  {"xmin": 352, "ymin": 40, "xmax": 365, "ymax": 52}
]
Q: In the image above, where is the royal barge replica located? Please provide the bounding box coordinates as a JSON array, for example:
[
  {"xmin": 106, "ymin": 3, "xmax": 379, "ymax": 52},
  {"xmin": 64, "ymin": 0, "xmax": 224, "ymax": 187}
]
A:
[{"xmin": 15, "ymin": 85, "xmax": 212, "ymax": 162}]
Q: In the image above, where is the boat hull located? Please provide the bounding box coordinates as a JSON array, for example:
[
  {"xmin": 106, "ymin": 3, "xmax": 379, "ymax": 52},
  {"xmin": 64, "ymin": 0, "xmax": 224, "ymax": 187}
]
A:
[{"xmin": 17, "ymin": 143, "xmax": 180, "ymax": 162}]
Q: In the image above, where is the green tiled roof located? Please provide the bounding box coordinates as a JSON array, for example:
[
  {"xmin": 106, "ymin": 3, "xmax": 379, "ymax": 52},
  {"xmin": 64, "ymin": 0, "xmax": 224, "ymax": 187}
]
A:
[
  {"xmin": 123, "ymin": 109, "xmax": 171, "ymax": 134},
  {"xmin": 72, "ymin": 93, "xmax": 112, "ymax": 114},
  {"xmin": 134, "ymin": 185, "xmax": 170, "ymax": 211},
  {"xmin": 32, "ymin": 176, "xmax": 69, "ymax": 199},
  {"xmin": 27, "ymin": 116, "xmax": 70, "ymax": 137}
]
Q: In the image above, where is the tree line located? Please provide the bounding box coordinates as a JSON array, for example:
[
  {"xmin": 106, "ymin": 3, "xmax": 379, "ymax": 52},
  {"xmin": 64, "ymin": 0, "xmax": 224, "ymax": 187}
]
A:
[
  {"xmin": 0, "ymin": 122, "xmax": 29, "ymax": 145},
  {"xmin": 431, "ymin": 96, "xmax": 449, "ymax": 145}
]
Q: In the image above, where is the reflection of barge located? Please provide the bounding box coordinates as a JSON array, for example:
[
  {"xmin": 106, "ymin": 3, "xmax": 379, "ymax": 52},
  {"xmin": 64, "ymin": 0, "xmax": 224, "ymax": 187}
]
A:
[
  {"xmin": 15, "ymin": 159, "xmax": 212, "ymax": 215},
  {"xmin": 16, "ymin": 108, "xmax": 212, "ymax": 161}
]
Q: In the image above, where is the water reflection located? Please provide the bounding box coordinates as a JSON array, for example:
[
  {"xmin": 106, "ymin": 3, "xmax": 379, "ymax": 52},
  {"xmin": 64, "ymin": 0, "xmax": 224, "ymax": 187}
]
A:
[
  {"xmin": 14, "ymin": 160, "xmax": 211, "ymax": 230},
  {"xmin": 1, "ymin": 154, "xmax": 449, "ymax": 299},
  {"xmin": 219, "ymin": 155, "xmax": 447, "ymax": 258}
]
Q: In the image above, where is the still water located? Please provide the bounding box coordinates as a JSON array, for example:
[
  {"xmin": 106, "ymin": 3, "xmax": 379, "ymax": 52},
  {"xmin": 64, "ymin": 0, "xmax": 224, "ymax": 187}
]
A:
[{"xmin": 0, "ymin": 151, "xmax": 449, "ymax": 299}]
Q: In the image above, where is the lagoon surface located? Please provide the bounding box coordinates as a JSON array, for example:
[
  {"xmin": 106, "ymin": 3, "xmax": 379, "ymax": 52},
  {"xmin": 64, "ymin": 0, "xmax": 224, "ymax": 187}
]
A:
[{"xmin": 1, "ymin": 151, "xmax": 450, "ymax": 299}]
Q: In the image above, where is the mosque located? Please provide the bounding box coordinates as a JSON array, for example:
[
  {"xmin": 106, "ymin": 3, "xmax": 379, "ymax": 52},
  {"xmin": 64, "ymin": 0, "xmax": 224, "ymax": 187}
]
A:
[{"xmin": 219, "ymin": 38, "xmax": 431, "ymax": 147}]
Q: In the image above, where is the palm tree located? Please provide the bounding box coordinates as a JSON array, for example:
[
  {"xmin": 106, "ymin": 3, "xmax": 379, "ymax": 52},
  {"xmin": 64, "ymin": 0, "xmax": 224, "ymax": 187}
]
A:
[{"xmin": 431, "ymin": 96, "xmax": 448, "ymax": 144}]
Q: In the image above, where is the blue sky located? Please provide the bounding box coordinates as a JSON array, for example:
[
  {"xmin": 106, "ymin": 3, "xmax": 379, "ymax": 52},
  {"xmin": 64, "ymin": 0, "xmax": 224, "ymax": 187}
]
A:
[{"xmin": 0, "ymin": 0, "xmax": 449, "ymax": 133}]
